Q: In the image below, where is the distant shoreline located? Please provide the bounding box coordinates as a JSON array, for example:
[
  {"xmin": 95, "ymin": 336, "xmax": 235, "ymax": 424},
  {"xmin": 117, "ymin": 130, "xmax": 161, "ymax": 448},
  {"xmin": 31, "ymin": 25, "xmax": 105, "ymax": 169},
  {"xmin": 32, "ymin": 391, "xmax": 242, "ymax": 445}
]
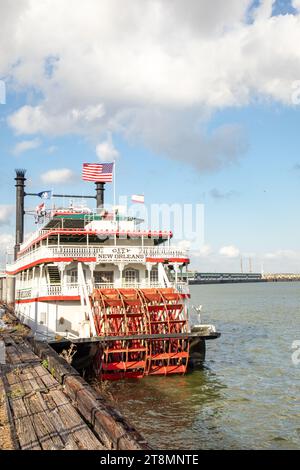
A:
[{"xmin": 189, "ymin": 279, "xmax": 300, "ymax": 285}]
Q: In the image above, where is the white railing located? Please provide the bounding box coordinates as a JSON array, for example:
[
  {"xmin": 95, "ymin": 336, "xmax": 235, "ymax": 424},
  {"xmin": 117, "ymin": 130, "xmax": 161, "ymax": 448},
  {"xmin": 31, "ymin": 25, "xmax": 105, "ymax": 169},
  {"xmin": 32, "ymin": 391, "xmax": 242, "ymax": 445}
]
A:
[
  {"xmin": 174, "ymin": 282, "xmax": 190, "ymax": 295},
  {"xmin": 15, "ymin": 280, "xmax": 189, "ymax": 299},
  {"xmin": 47, "ymin": 285, "xmax": 62, "ymax": 296},
  {"xmin": 46, "ymin": 283, "xmax": 81, "ymax": 296},
  {"xmin": 16, "ymin": 288, "xmax": 32, "ymax": 299},
  {"xmin": 94, "ymin": 283, "xmax": 114, "ymax": 289},
  {"xmin": 16, "ymin": 283, "xmax": 81, "ymax": 299},
  {"xmin": 52, "ymin": 246, "xmax": 100, "ymax": 258},
  {"xmin": 8, "ymin": 245, "xmax": 188, "ymax": 272}
]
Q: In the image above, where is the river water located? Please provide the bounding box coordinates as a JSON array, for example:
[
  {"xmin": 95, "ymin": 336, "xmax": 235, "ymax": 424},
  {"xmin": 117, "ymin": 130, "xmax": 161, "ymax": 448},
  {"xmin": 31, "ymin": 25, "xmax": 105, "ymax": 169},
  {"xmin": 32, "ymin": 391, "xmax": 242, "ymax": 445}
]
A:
[{"xmin": 108, "ymin": 282, "xmax": 300, "ymax": 450}]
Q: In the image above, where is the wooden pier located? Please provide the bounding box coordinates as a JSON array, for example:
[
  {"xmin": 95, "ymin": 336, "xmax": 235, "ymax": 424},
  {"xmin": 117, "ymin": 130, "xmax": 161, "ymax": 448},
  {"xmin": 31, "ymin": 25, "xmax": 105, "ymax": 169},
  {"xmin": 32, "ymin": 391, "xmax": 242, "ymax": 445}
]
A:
[{"xmin": 0, "ymin": 307, "xmax": 149, "ymax": 451}]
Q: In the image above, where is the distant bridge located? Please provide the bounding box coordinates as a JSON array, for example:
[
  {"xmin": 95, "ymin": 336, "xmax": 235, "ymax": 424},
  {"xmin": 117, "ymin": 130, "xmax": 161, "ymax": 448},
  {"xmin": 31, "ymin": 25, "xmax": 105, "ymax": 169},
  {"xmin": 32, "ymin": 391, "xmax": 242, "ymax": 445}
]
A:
[{"xmin": 188, "ymin": 272, "xmax": 300, "ymax": 284}]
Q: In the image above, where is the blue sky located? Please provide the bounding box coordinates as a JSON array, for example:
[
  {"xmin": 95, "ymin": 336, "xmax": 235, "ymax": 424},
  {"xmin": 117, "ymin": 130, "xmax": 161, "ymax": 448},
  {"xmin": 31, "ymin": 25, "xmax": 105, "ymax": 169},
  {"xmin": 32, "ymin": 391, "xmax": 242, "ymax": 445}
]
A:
[{"xmin": 1, "ymin": 0, "xmax": 300, "ymax": 272}]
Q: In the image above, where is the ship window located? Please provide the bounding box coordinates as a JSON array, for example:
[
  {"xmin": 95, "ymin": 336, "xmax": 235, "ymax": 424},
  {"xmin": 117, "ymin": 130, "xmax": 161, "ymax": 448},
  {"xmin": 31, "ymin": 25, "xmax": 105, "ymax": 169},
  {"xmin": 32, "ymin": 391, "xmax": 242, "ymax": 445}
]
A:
[
  {"xmin": 39, "ymin": 311, "xmax": 47, "ymax": 325},
  {"xmin": 68, "ymin": 269, "xmax": 78, "ymax": 284},
  {"xmin": 150, "ymin": 268, "xmax": 158, "ymax": 283},
  {"xmin": 94, "ymin": 271, "xmax": 114, "ymax": 284},
  {"xmin": 123, "ymin": 268, "xmax": 139, "ymax": 284}
]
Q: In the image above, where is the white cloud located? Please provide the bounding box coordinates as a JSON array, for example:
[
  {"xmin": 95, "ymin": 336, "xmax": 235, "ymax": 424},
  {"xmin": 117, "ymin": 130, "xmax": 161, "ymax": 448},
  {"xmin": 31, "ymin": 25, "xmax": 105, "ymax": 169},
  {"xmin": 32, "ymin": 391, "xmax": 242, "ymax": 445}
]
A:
[
  {"xmin": 175, "ymin": 240, "xmax": 192, "ymax": 252},
  {"xmin": 191, "ymin": 244, "xmax": 214, "ymax": 258},
  {"xmin": 292, "ymin": 0, "xmax": 300, "ymax": 11},
  {"xmin": 0, "ymin": 233, "xmax": 14, "ymax": 246},
  {"xmin": 189, "ymin": 247, "xmax": 300, "ymax": 273},
  {"xmin": 46, "ymin": 145, "xmax": 57, "ymax": 154},
  {"xmin": 2, "ymin": 0, "xmax": 300, "ymax": 171},
  {"xmin": 0, "ymin": 205, "xmax": 13, "ymax": 226},
  {"xmin": 8, "ymin": 104, "xmax": 105, "ymax": 136},
  {"xmin": 253, "ymin": 0, "xmax": 275, "ymax": 21},
  {"xmin": 264, "ymin": 249, "xmax": 297, "ymax": 260},
  {"xmin": 41, "ymin": 168, "xmax": 75, "ymax": 184},
  {"xmin": 0, "ymin": 233, "xmax": 14, "ymax": 266},
  {"xmin": 12, "ymin": 138, "xmax": 41, "ymax": 155},
  {"xmin": 96, "ymin": 135, "xmax": 119, "ymax": 161},
  {"xmin": 262, "ymin": 249, "xmax": 300, "ymax": 273},
  {"xmin": 198, "ymin": 244, "xmax": 214, "ymax": 257},
  {"xmin": 219, "ymin": 245, "xmax": 240, "ymax": 258}
]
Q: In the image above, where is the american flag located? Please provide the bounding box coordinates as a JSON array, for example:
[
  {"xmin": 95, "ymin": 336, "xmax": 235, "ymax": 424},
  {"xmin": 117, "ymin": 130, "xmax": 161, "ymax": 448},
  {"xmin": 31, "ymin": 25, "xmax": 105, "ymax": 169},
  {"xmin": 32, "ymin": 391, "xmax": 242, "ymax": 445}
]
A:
[{"xmin": 82, "ymin": 162, "xmax": 114, "ymax": 182}]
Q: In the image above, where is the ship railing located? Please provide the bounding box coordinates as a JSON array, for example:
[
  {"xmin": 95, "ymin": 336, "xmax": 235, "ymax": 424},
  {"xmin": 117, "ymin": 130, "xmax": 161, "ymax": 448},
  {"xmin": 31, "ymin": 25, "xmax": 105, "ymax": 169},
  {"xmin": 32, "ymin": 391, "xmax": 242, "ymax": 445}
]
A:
[
  {"xmin": 47, "ymin": 285, "xmax": 62, "ymax": 296},
  {"xmin": 16, "ymin": 288, "xmax": 32, "ymax": 299},
  {"xmin": 173, "ymin": 282, "xmax": 190, "ymax": 295},
  {"xmin": 17, "ymin": 284, "xmax": 81, "ymax": 298},
  {"xmin": 13, "ymin": 244, "xmax": 189, "ymax": 266},
  {"xmin": 94, "ymin": 283, "xmax": 115, "ymax": 290},
  {"xmin": 46, "ymin": 283, "xmax": 81, "ymax": 296},
  {"xmin": 60, "ymin": 331, "xmax": 79, "ymax": 340},
  {"xmin": 15, "ymin": 281, "xmax": 189, "ymax": 299},
  {"xmin": 52, "ymin": 246, "xmax": 100, "ymax": 258}
]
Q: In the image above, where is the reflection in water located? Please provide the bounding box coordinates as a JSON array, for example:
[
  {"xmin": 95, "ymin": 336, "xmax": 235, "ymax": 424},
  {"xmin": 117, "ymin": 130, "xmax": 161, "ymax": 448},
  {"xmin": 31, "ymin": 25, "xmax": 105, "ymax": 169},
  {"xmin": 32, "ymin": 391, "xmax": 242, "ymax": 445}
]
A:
[
  {"xmin": 99, "ymin": 283, "xmax": 300, "ymax": 450},
  {"xmin": 108, "ymin": 367, "xmax": 226, "ymax": 450}
]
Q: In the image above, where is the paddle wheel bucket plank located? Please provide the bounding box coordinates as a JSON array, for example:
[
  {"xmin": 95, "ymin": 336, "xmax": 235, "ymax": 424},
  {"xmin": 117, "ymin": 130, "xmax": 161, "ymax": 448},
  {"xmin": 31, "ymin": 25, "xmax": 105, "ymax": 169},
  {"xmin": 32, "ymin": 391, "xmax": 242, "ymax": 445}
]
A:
[{"xmin": 91, "ymin": 288, "xmax": 190, "ymax": 380}]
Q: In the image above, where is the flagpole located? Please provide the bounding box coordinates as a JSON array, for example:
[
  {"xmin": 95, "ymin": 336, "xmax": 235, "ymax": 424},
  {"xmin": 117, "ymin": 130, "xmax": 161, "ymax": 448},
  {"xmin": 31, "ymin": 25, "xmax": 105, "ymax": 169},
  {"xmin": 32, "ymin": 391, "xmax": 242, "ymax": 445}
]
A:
[
  {"xmin": 113, "ymin": 159, "xmax": 116, "ymax": 213},
  {"xmin": 113, "ymin": 160, "xmax": 116, "ymax": 245}
]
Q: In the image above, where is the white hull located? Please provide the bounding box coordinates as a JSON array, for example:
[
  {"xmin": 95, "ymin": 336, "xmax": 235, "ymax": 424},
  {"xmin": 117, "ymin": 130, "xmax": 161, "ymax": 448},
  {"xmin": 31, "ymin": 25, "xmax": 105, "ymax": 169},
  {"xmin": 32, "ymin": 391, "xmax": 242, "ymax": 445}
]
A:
[{"xmin": 15, "ymin": 299, "xmax": 84, "ymax": 340}]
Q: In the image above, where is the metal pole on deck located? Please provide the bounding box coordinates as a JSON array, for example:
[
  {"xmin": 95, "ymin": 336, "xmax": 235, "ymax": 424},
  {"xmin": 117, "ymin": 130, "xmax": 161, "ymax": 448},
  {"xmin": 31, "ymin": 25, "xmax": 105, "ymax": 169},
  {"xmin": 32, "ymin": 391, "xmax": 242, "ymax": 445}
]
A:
[
  {"xmin": 113, "ymin": 161, "xmax": 116, "ymax": 245},
  {"xmin": 15, "ymin": 169, "xmax": 26, "ymax": 260},
  {"xmin": 95, "ymin": 182, "xmax": 105, "ymax": 209}
]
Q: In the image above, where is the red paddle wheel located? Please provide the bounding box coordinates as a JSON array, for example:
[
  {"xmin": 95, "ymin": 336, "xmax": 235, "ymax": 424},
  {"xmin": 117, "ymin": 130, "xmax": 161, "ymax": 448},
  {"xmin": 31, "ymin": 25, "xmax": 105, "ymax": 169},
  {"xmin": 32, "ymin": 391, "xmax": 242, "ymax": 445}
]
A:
[{"xmin": 91, "ymin": 288, "xmax": 189, "ymax": 380}]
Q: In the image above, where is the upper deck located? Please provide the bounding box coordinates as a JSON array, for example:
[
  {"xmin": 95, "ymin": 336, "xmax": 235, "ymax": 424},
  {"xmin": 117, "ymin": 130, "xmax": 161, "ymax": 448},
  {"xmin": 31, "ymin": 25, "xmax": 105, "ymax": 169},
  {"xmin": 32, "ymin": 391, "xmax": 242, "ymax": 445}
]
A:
[{"xmin": 6, "ymin": 208, "xmax": 189, "ymax": 274}]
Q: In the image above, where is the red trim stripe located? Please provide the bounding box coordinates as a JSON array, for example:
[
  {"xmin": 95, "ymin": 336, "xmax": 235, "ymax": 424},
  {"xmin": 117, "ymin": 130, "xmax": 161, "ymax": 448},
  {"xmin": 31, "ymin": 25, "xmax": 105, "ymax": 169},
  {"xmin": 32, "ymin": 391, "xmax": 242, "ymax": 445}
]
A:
[
  {"xmin": 8, "ymin": 256, "xmax": 189, "ymax": 275},
  {"xmin": 15, "ymin": 296, "xmax": 80, "ymax": 303},
  {"xmin": 7, "ymin": 257, "xmax": 97, "ymax": 275},
  {"xmin": 15, "ymin": 293, "xmax": 189, "ymax": 303},
  {"xmin": 145, "ymin": 258, "xmax": 189, "ymax": 263}
]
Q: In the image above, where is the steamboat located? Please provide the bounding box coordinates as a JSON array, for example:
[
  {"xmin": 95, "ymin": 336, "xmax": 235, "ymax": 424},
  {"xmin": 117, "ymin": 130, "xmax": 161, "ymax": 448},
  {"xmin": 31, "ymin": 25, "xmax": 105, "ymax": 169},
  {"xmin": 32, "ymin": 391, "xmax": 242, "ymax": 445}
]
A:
[{"xmin": 3, "ymin": 169, "xmax": 220, "ymax": 380}]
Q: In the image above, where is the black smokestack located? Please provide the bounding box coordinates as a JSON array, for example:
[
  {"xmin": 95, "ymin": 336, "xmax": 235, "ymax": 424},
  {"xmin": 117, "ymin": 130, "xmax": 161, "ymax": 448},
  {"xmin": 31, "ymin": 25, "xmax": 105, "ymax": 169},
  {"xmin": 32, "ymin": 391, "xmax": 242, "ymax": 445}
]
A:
[
  {"xmin": 95, "ymin": 182, "xmax": 105, "ymax": 209},
  {"xmin": 15, "ymin": 169, "xmax": 26, "ymax": 260}
]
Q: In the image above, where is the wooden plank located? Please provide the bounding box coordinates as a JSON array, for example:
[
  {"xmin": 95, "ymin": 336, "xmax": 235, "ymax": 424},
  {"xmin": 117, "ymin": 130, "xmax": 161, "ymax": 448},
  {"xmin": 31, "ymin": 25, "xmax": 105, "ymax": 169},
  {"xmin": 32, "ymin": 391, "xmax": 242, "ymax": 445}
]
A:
[
  {"xmin": 14, "ymin": 415, "xmax": 42, "ymax": 450},
  {"xmin": 64, "ymin": 374, "xmax": 150, "ymax": 450},
  {"xmin": 9, "ymin": 396, "xmax": 29, "ymax": 419},
  {"xmin": 2, "ymin": 327, "xmax": 116, "ymax": 450},
  {"xmin": 4, "ymin": 373, "xmax": 41, "ymax": 450},
  {"xmin": 0, "ymin": 375, "xmax": 14, "ymax": 450},
  {"xmin": 45, "ymin": 390, "xmax": 105, "ymax": 450},
  {"xmin": 41, "ymin": 391, "xmax": 80, "ymax": 450},
  {"xmin": 24, "ymin": 392, "xmax": 65, "ymax": 450},
  {"xmin": 5, "ymin": 370, "xmax": 26, "ymax": 398},
  {"xmin": 28, "ymin": 338, "xmax": 150, "ymax": 450},
  {"xmin": 23, "ymin": 364, "xmax": 48, "ymax": 393},
  {"xmin": 0, "ymin": 340, "xmax": 5, "ymax": 365},
  {"xmin": 27, "ymin": 339, "xmax": 80, "ymax": 384},
  {"xmin": 15, "ymin": 366, "xmax": 34, "ymax": 395},
  {"xmin": 41, "ymin": 405, "xmax": 79, "ymax": 450},
  {"xmin": 34, "ymin": 364, "xmax": 59, "ymax": 389},
  {"xmin": 5, "ymin": 345, "xmax": 22, "ymax": 365},
  {"xmin": 15, "ymin": 342, "xmax": 40, "ymax": 364}
]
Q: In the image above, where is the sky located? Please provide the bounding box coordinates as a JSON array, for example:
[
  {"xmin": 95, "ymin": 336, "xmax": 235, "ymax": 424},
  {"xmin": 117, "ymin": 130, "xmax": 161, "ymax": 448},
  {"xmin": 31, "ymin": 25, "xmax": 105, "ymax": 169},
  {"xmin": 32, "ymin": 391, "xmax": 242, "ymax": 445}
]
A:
[{"xmin": 1, "ymin": 0, "xmax": 300, "ymax": 273}]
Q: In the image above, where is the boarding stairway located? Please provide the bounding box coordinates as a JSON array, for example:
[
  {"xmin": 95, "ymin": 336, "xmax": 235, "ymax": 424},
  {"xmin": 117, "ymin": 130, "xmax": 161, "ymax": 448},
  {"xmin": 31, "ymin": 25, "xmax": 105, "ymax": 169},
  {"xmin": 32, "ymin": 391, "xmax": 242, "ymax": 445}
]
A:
[{"xmin": 47, "ymin": 265, "xmax": 61, "ymax": 285}]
